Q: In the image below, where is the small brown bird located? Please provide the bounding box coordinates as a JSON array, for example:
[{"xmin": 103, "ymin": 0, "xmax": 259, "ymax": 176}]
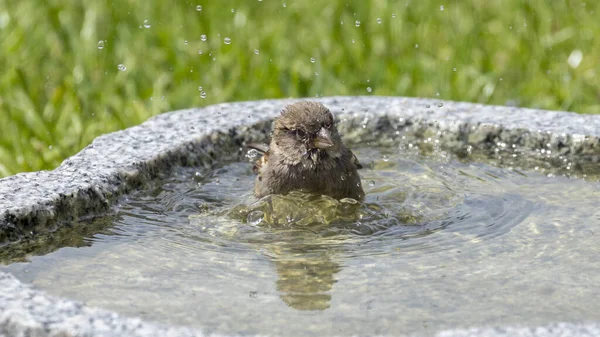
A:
[{"xmin": 249, "ymin": 101, "xmax": 364, "ymax": 201}]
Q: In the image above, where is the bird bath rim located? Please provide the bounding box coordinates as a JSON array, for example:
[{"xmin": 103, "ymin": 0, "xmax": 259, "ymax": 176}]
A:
[{"xmin": 1, "ymin": 96, "xmax": 600, "ymax": 337}]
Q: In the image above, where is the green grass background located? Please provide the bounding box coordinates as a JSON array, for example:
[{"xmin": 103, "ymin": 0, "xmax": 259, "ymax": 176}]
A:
[{"xmin": 1, "ymin": 0, "xmax": 598, "ymax": 177}]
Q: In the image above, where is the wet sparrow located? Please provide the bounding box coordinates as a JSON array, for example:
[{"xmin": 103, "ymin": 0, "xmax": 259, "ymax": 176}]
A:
[{"xmin": 249, "ymin": 101, "xmax": 364, "ymax": 201}]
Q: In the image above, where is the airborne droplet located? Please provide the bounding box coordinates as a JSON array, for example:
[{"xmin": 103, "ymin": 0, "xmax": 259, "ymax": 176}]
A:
[{"xmin": 568, "ymin": 50, "xmax": 583, "ymax": 69}]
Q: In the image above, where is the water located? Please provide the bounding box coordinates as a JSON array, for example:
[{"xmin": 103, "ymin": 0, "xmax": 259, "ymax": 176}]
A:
[{"xmin": 2, "ymin": 143, "xmax": 600, "ymax": 336}]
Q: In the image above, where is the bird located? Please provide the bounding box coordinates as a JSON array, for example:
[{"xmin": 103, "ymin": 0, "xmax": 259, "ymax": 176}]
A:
[{"xmin": 248, "ymin": 101, "xmax": 365, "ymax": 201}]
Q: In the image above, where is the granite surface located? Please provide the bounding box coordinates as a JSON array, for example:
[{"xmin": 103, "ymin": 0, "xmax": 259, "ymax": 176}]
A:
[{"xmin": 2, "ymin": 96, "xmax": 600, "ymax": 337}]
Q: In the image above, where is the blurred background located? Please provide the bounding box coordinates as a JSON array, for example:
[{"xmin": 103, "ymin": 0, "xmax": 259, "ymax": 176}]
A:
[{"xmin": 0, "ymin": 0, "xmax": 598, "ymax": 177}]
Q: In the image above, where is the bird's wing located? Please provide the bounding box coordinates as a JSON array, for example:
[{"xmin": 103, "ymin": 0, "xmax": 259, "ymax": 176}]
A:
[
  {"xmin": 247, "ymin": 143, "xmax": 270, "ymax": 174},
  {"xmin": 351, "ymin": 151, "xmax": 363, "ymax": 169}
]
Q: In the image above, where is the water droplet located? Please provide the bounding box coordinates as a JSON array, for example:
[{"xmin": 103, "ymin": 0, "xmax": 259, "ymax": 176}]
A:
[
  {"xmin": 440, "ymin": 5, "xmax": 444, "ymax": 11},
  {"xmin": 377, "ymin": 17, "xmax": 382, "ymax": 24},
  {"xmin": 340, "ymin": 175, "xmax": 346, "ymax": 181},
  {"xmin": 415, "ymin": 43, "xmax": 419, "ymax": 48},
  {"xmin": 247, "ymin": 211, "xmax": 264, "ymax": 226},
  {"xmin": 200, "ymin": 34, "xmax": 207, "ymax": 41},
  {"xmin": 245, "ymin": 149, "xmax": 260, "ymax": 160},
  {"xmin": 48, "ymin": 145, "xmax": 53, "ymax": 150},
  {"xmin": 196, "ymin": 5, "xmax": 202, "ymax": 11},
  {"xmin": 366, "ymin": 87, "xmax": 372, "ymax": 92},
  {"xmin": 117, "ymin": 64, "xmax": 126, "ymax": 71},
  {"xmin": 198, "ymin": 49, "xmax": 203, "ymax": 54},
  {"xmin": 425, "ymin": 104, "xmax": 430, "ymax": 108},
  {"xmin": 198, "ymin": 86, "xmax": 203, "ymax": 91},
  {"xmin": 200, "ymin": 91, "xmax": 207, "ymax": 98},
  {"xmin": 315, "ymin": 72, "xmax": 319, "ymax": 76},
  {"xmin": 214, "ymin": 178, "xmax": 220, "ymax": 185},
  {"xmin": 355, "ymin": 20, "xmax": 361, "ymax": 27},
  {"xmin": 254, "ymin": 49, "xmax": 259, "ymax": 54},
  {"xmin": 224, "ymin": 37, "xmax": 231, "ymax": 44},
  {"xmin": 184, "ymin": 40, "xmax": 188, "ymax": 45},
  {"xmin": 231, "ymin": 8, "xmax": 235, "ymax": 12},
  {"xmin": 143, "ymin": 19, "xmax": 151, "ymax": 28},
  {"xmin": 437, "ymin": 103, "xmax": 443, "ymax": 107},
  {"xmin": 382, "ymin": 155, "xmax": 389, "ymax": 162},
  {"xmin": 310, "ymin": 57, "xmax": 316, "ymax": 63},
  {"xmin": 97, "ymin": 40, "xmax": 105, "ymax": 49},
  {"xmin": 453, "ymin": 67, "xmax": 457, "ymax": 72},
  {"xmin": 392, "ymin": 13, "xmax": 396, "ymax": 18},
  {"xmin": 568, "ymin": 49, "xmax": 583, "ymax": 69},
  {"xmin": 282, "ymin": 2, "xmax": 286, "ymax": 7},
  {"xmin": 368, "ymin": 180, "xmax": 375, "ymax": 187}
]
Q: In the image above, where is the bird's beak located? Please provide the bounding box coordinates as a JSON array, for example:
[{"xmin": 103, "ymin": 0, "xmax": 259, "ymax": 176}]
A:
[{"xmin": 313, "ymin": 127, "xmax": 334, "ymax": 149}]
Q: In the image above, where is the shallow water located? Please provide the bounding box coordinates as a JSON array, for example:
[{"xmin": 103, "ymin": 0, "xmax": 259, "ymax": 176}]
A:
[{"xmin": 3, "ymin": 143, "xmax": 600, "ymax": 336}]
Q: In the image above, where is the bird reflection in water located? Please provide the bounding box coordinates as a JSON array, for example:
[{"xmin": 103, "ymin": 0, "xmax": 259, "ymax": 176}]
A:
[{"xmin": 271, "ymin": 245, "xmax": 342, "ymax": 311}]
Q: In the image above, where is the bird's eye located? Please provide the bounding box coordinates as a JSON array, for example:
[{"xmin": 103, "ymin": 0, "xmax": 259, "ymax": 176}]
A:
[
  {"xmin": 323, "ymin": 123, "xmax": 332, "ymax": 129},
  {"xmin": 295, "ymin": 129, "xmax": 306, "ymax": 138}
]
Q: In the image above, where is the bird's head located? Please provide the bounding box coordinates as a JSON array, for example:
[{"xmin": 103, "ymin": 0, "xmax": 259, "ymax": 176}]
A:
[{"xmin": 272, "ymin": 101, "xmax": 343, "ymax": 163}]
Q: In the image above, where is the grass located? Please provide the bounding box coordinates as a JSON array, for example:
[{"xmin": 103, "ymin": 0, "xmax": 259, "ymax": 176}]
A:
[{"xmin": 0, "ymin": 0, "xmax": 598, "ymax": 177}]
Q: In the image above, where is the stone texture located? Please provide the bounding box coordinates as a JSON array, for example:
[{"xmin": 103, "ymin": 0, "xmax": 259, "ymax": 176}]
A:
[
  {"xmin": 0, "ymin": 272, "xmax": 206, "ymax": 337},
  {"xmin": 2, "ymin": 96, "xmax": 600, "ymax": 337}
]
